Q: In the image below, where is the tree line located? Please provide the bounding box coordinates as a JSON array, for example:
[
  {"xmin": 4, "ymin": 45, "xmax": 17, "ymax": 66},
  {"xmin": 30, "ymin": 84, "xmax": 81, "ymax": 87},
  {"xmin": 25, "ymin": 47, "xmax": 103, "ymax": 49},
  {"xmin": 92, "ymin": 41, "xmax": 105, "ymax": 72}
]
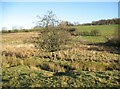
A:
[{"xmin": 82, "ymin": 18, "xmax": 120, "ymax": 26}]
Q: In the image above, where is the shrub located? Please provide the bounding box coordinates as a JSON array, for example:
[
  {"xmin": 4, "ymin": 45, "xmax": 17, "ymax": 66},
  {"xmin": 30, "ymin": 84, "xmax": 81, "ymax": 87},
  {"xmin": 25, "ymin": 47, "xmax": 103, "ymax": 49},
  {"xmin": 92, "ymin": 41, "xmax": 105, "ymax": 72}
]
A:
[
  {"xmin": 66, "ymin": 28, "xmax": 78, "ymax": 36},
  {"xmin": 67, "ymin": 28, "xmax": 76, "ymax": 32},
  {"xmin": 90, "ymin": 29, "xmax": 101, "ymax": 36},
  {"xmin": 79, "ymin": 30, "xmax": 101, "ymax": 36},
  {"xmin": 35, "ymin": 27, "xmax": 71, "ymax": 52}
]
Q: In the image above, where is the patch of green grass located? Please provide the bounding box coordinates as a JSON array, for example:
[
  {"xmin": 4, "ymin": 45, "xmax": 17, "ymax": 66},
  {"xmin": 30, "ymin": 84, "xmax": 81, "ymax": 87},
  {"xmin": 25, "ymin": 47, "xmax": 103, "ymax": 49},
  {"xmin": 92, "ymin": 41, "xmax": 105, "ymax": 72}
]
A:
[
  {"xmin": 68, "ymin": 25, "xmax": 118, "ymax": 43},
  {"xmin": 2, "ymin": 65, "xmax": 120, "ymax": 87},
  {"xmin": 69, "ymin": 25, "xmax": 118, "ymax": 36},
  {"xmin": 81, "ymin": 36, "xmax": 107, "ymax": 43}
]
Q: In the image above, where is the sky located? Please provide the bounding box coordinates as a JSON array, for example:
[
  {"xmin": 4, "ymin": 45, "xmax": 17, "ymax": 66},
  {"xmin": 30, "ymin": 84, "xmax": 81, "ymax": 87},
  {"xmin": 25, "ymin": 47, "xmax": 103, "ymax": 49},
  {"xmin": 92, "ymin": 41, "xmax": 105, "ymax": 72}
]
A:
[
  {"xmin": 0, "ymin": 2, "xmax": 118, "ymax": 30},
  {"xmin": 1, "ymin": 0, "xmax": 119, "ymax": 2}
]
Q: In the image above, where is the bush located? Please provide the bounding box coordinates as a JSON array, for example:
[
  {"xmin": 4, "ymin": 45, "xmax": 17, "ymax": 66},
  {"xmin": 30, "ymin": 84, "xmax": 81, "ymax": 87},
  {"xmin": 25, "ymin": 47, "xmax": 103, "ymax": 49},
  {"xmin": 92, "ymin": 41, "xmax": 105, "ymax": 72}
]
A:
[
  {"xmin": 66, "ymin": 28, "xmax": 80, "ymax": 36},
  {"xmin": 35, "ymin": 27, "xmax": 71, "ymax": 52},
  {"xmin": 67, "ymin": 28, "xmax": 76, "ymax": 32},
  {"xmin": 90, "ymin": 29, "xmax": 101, "ymax": 36},
  {"xmin": 79, "ymin": 30, "xmax": 101, "ymax": 36}
]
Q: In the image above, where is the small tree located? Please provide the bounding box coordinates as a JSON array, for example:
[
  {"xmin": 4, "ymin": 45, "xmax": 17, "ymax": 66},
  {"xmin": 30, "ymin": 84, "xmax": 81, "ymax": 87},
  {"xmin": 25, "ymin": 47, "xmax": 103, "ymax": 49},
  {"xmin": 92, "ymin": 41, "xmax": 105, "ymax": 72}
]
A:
[
  {"xmin": 34, "ymin": 11, "xmax": 71, "ymax": 61},
  {"xmin": 36, "ymin": 28, "xmax": 70, "ymax": 52},
  {"xmin": 35, "ymin": 27, "xmax": 70, "ymax": 61}
]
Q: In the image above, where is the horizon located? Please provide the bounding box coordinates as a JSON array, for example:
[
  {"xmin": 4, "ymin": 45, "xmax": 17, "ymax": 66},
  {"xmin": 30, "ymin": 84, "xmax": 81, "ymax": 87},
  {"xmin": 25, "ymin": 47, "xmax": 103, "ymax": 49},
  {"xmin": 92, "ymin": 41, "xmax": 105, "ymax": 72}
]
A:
[{"xmin": 1, "ymin": 2, "xmax": 118, "ymax": 30}]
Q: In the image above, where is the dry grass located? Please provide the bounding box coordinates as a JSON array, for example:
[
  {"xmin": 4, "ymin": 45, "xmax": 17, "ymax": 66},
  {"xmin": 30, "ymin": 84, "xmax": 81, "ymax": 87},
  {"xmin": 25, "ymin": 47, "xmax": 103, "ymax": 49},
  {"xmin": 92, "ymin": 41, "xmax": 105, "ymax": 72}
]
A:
[
  {"xmin": 1, "ymin": 40, "xmax": 118, "ymax": 71},
  {"xmin": 39, "ymin": 62, "xmax": 65, "ymax": 72},
  {"xmin": 2, "ymin": 44, "xmax": 38, "ymax": 58},
  {"xmin": 1, "ymin": 31, "xmax": 119, "ymax": 72},
  {"xmin": 1, "ymin": 32, "xmax": 38, "ymax": 44}
]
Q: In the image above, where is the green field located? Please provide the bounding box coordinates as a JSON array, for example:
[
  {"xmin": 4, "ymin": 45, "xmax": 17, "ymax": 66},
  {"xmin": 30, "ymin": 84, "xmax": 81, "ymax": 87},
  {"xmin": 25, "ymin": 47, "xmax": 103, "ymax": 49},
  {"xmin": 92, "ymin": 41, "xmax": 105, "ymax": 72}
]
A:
[
  {"xmin": 73, "ymin": 25, "xmax": 118, "ymax": 36},
  {"xmin": 70, "ymin": 25, "xmax": 118, "ymax": 43},
  {"xmin": 1, "ymin": 25, "xmax": 120, "ymax": 87}
]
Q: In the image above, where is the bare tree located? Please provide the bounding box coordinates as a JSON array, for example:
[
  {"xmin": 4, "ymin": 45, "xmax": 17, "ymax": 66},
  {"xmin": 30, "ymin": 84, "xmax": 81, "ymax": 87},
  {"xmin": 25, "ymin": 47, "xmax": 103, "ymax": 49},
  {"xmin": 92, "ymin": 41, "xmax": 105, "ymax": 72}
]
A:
[{"xmin": 36, "ymin": 11, "xmax": 59, "ymax": 28}]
